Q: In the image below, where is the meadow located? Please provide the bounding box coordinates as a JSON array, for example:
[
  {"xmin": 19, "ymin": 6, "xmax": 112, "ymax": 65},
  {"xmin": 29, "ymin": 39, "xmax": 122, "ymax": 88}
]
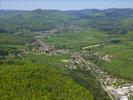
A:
[
  {"xmin": 95, "ymin": 31, "xmax": 133, "ymax": 80},
  {"xmin": 44, "ymin": 28, "xmax": 107, "ymax": 50}
]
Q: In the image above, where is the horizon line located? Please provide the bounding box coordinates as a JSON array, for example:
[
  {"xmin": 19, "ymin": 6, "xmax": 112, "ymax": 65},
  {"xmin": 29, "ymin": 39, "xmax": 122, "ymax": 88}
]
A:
[{"xmin": 0, "ymin": 7, "xmax": 133, "ymax": 11}]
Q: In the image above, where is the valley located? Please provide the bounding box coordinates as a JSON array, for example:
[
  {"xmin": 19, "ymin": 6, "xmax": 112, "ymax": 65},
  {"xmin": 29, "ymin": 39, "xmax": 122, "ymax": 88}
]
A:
[
  {"xmin": 30, "ymin": 28, "xmax": 133, "ymax": 100},
  {"xmin": 0, "ymin": 8, "xmax": 133, "ymax": 100}
]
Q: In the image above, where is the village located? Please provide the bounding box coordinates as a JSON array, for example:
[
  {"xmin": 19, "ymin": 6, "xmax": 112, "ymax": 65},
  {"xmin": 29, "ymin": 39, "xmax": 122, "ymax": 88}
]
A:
[{"xmin": 17, "ymin": 27, "xmax": 133, "ymax": 100}]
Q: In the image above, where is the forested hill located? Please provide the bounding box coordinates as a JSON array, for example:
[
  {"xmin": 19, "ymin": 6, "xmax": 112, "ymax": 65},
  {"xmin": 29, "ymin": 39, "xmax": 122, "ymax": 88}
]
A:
[{"xmin": 0, "ymin": 8, "xmax": 133, "ymax": 34}]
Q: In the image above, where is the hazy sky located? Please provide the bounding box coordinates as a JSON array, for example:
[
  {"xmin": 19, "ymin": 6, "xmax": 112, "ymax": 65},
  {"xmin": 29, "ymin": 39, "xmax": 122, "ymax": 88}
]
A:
[{"xmin": 0, "ymin": 0, "xmax": 133, "ymax": 10}]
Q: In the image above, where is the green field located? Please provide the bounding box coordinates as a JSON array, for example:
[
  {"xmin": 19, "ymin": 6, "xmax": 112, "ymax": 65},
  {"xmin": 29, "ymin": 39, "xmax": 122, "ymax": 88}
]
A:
[
  {"xmin": 95, "ymin": 31, "xmax": 133, "ymax": 80},
  {"xmin": 44, "ymin": 28, "xmax": 107, "ymax": 50}
]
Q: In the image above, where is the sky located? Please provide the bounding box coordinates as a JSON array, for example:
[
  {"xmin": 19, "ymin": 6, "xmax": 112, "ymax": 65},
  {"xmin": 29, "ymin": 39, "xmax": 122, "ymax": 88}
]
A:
[{"xmin": 0, "ymin": 0, "xmax": 133, "ymax": 10}]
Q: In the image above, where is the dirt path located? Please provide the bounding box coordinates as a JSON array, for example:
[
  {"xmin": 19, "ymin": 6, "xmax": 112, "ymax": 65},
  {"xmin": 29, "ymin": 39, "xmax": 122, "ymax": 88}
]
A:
[{"xmin": 82, "ymin": 44, "xmax": 104, "ymax": 50}]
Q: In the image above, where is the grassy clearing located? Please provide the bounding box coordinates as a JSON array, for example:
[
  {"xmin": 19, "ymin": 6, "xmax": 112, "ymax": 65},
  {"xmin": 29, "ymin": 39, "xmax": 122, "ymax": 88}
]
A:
[
  {"xmin": 44, "ymin": 28, "xmax": 107, "ymax": 50},
  {"xmin": 96, "ymin": 32, "xmax": 133, "ymax": 80}
]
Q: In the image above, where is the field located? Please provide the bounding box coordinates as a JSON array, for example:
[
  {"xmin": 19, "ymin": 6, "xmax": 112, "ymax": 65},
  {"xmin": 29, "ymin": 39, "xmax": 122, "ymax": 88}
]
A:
[
  {"xmin": 93, "ymin": 31, "xmax": 133, "ymax": 80},
  {"xmin": 97, "ymin": 44, "xmax": 133, "ymax": 80},
  {"xmin": 44, "ymin": 28, "xmax": 107, "ymax": 50}
]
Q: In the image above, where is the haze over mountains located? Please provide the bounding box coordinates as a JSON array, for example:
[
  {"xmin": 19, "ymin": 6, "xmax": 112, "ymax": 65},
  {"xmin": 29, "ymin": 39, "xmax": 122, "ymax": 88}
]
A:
[
  {"xmin": 1, "ymin": 8, "xmax": 133, "ymax": 34},
  {"xmin": 1, "ymin": 0, "xmax": 133, "ymax": 10}
]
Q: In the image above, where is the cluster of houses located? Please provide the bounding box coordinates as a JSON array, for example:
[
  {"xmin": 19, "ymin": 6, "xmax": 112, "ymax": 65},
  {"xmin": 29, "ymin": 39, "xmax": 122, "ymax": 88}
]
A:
[
  {"xmin": 29, "ymin": 31, "xmax": 70, "ymax": 56},
  {"xmin": 113, "ymin": 84, "xmax": 133, "ymax": 100},
  {"xmin": 67, "ymin": 51, "xmax": 133, "ymax": 100},
  {"xmin": 67, "ymin": 53, "xmax": 91, "ymax": 70}
]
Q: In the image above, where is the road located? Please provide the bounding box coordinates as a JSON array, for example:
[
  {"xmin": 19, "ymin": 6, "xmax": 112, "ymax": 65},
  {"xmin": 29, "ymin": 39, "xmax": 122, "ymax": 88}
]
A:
[{"xmin": 77, "ymin": 55, "xmax": 115, "ymax": 100}]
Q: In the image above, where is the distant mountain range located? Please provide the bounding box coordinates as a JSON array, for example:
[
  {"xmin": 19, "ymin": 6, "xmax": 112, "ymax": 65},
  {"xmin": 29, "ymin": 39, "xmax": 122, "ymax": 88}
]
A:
[{"xmin": 0, "ymin": 8, "xmax": 133, "ymax": 34}]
